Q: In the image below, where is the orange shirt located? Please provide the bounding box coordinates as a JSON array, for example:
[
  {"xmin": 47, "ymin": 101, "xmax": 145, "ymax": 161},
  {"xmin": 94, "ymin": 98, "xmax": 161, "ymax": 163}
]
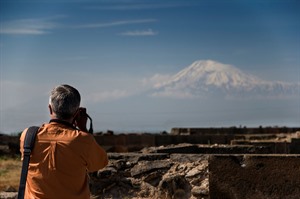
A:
[{"xmin": 20, "ymin": 121, "xmax": 108, "ymax": 199}]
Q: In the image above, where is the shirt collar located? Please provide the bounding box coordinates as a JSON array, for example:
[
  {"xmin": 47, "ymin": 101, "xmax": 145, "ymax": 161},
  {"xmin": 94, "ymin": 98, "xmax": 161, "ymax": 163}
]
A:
[{"xmin": 49, "ymin": 119, "xmax": 76, "ymax": 129}]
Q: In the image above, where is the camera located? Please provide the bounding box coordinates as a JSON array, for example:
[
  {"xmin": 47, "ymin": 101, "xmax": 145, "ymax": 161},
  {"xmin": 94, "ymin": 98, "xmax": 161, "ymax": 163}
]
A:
[{"xmin": 73, "ymin": 107, "xmax": 93, "ymax": 134}]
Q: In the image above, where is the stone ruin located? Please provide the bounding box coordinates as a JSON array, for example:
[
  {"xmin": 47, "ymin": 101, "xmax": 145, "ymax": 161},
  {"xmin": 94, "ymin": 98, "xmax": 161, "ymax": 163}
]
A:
[
  {"xmin": 1, "ymin": 126, "xmax": 300, "ymax": 199},
  {"xmin": 90, "ymin": 152, "xmax": 209, "ymax": 199}
]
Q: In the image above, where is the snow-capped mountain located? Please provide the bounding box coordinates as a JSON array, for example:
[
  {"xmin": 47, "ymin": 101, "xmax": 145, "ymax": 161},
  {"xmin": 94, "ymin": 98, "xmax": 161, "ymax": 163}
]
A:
[{"xmin": 151, "ymin": 60, "xmax": 299, "ymax": 99}]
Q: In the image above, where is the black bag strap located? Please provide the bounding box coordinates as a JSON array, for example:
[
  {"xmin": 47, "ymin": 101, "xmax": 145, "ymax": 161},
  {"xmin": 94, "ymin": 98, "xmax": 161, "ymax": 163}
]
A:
[{"xmin": 18, "ymin": 126, "xmax": 39, "ymax": 199}]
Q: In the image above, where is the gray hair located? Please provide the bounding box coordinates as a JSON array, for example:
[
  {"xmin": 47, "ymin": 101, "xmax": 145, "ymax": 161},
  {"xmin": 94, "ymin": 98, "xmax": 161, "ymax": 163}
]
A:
[{"xmin": 49, "ymin": 84, "xmax": 81, "ymax": 120}]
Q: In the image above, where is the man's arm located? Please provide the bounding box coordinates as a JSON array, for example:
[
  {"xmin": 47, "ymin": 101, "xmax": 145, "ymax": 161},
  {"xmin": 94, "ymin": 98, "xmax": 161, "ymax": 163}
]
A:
[
  {"xmin": 85, "ymin": 135, "xmax": 108, "ymax": 172},
  {"xmin": 19, "ymin": 129, "xmax": 28, "ymax": 160}
]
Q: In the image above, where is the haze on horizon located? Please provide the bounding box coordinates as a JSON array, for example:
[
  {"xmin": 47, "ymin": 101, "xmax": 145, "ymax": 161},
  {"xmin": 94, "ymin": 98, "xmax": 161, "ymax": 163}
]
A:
[{"xmin": 0, "ymin": 0, "xmax": 299, "ymax": 134}]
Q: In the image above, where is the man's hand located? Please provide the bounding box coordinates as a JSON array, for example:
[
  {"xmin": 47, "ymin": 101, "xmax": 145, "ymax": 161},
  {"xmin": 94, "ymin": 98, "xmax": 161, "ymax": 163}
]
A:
[{"xmin": 74, "ymin": 107, "xmax": 88, "ymax": 132}]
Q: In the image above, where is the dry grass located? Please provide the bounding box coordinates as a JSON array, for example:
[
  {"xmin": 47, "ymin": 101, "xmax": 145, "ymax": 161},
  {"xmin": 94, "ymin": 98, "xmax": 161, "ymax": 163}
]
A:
[{"xmin": 0, "ymin": 156, "xmax": 22, "ymax": 191}]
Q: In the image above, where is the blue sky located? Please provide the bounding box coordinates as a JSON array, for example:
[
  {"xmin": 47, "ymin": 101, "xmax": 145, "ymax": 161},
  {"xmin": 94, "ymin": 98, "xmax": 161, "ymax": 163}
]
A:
[{"xmin": 0, "ymin": 0, "xmax": 299, "ymax": 133}]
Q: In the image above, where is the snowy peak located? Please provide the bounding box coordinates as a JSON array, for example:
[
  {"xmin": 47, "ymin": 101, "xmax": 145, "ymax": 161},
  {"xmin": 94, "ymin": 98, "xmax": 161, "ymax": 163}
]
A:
[
  {"xmin": 152, "ymin": 60, "xmax": 299, "ymax": 99},
  {"xmin": 187, "ymin": 60, "xmax": 234, "ymax": 72},
  {"xmin": 157, "ymin": 60, "xmax": 261, "ymax": 89}
]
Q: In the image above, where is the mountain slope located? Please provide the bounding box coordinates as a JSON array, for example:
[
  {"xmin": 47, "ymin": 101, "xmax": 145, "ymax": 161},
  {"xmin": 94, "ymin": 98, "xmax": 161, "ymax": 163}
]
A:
[{"xmin": 152, "ymin": 60, "xmax": 299, "ymax": 99}]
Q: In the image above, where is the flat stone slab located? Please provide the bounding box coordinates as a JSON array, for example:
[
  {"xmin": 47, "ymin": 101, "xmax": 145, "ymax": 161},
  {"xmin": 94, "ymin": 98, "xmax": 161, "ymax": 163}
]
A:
[
  {"xmin": 131, "ymin": 160, "xmax": 172, "ymax": 177},
  {"xmin": 146, "ymin": 143, "xmax": 271, "ymax": 154}
]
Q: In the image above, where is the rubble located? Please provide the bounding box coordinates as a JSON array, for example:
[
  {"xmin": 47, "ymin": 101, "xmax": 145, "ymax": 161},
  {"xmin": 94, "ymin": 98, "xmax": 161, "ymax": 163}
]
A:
[
  {"xmin": 90, "ymin": 153, "xmax": 209, "ymax": 199},
  {"xmin": 0, "ymin": 192, "xmax": 17, "ymax": 199}
]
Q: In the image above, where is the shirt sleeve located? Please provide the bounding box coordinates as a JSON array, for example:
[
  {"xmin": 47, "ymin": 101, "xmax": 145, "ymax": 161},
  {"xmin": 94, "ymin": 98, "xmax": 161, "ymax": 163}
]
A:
[{"xmin": 84, "ymin": 135, "xmax": 108, "ymax": 172}]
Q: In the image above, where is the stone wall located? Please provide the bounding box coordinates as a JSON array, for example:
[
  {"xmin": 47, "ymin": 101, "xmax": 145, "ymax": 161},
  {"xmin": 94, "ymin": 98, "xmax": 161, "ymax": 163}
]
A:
[
  {"xmin": 171, "ymin": 127, "xmax": 300, "ymax": 135},
  {"xmin": 209, "ymin": 155, "xmax": 300, "ymax": 199},
  {"xmin": 2, "ymin": 129, "xmax": 300, "ymax": 155}
]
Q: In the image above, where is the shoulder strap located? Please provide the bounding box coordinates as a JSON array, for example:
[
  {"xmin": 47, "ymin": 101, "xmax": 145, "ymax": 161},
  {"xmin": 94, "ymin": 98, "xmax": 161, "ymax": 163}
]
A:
[{"xmin": 18, "ymin": 126, "xmax": 39, "ymax": 199}]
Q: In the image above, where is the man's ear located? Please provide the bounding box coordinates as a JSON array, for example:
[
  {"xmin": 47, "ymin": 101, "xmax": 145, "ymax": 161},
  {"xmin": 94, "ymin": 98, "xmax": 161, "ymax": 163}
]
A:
[{"xmin": 48, "ymin": 104, "xmax": 53, "ymax": 115}]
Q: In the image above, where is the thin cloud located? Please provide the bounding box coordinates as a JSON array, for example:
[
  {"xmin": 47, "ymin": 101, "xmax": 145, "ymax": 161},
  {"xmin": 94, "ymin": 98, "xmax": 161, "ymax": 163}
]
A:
[
  {"xmin": 0, "ymin": 16, "xmax": 157, "ymax": 35},
  {"xmin": 85, "ymin": 2, "xmax": 197, "ymax": 10},
  {"xmin": 142, "ymin": 74, "xmax": 172, "ymax": 88},
  {"xmin": 0, "ymin": 80, "xmax": 47, "ymax": 109},
  {"xmin": 74, "ymin": 19, "xmax": 156, "ymax": 29},
  {"xmin": 119, "ymin": 29, "xmax": 158, "ymax": 36},
  {"xmin": 0, "ymin": 16, "xmax": 63, "ymax": 35},
  {"xmin": 87, "ymin": 89, "xmax": 131, "ymax": 103}
]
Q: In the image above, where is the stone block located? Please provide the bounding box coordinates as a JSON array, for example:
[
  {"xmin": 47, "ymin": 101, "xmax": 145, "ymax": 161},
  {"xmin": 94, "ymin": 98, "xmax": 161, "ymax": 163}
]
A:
[{"xmin": 209, "ymin": 155, "xmax": 300, "ymax": 199}]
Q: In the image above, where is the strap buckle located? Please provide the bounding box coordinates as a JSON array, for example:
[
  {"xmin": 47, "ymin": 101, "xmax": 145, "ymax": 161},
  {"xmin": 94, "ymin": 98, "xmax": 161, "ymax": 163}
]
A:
[{"xmin": 23, "ymin": 148, "xmax": 32, "ymax": 156}]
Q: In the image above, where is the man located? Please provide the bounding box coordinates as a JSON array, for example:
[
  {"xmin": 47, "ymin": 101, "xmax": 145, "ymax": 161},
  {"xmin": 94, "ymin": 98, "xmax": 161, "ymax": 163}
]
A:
[{"xmin": 20, "ymin": 84, "xmax": 108, "ymax": 199}]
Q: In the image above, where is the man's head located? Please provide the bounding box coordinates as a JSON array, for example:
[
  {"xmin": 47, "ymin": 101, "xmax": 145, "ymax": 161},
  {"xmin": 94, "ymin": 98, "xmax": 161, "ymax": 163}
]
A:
[{"xmin": 49, "ymin": 84, "xmax": 81, "ymax": 120}]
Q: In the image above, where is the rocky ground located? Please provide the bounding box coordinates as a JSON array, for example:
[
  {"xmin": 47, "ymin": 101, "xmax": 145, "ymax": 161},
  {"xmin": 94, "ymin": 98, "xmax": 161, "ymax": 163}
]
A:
[
  {"xmin": 0, "ymin": 147, "xmax": 209, "ymax": 199},
  {"xmin": 90, "ymin": 152, "xmax": 209, "ymax": 199},
  {"xmin": 0, "ymin": 192, "xmax": 17, "ymax": 199}
]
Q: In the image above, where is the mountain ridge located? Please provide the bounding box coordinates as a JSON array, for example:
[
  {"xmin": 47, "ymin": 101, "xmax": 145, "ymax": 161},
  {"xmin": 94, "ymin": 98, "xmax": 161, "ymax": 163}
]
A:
[{"xmin": 151, "ymin": 60, "xmax": 299, "ymax": 99}]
